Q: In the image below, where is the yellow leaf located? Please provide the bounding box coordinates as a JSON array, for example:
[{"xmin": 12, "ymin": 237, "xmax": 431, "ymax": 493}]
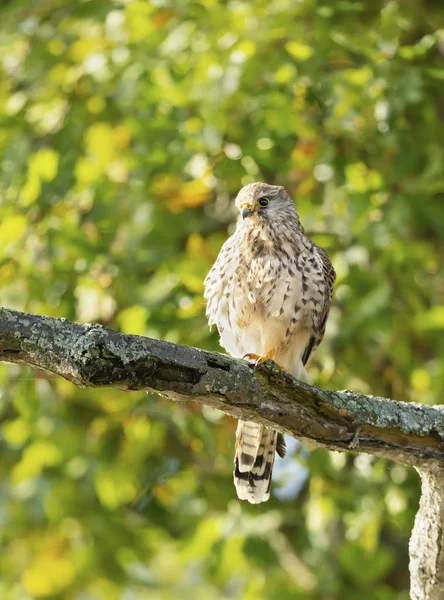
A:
[
  {"xmin": 415, "ymin": 306, "xmax": 444, "ymax": 330},
  {"xmin": 48, "ymin": 64, "xmax": 70, "ymax": 86},
  {"xmin": 114, "ymin": 124, "xmax": 131, "ymax": 149},
  {"xmin": 184, "ymin": 117, "xmax": 203, "ymax": 133},
  {"xmin": 29, "ymin": 148, "xmax": 59, "ymax": 182},
  {"xmin": 75, "ymin": 157, "xmax": 103, "ymax": 184},
  {"xmin": 186, "ymin": 233, "xmax": 206, "ymax": 256},
  {"xmin": 95, "ymin": 469, "xmax": 137, "ymax": 510},
  {"xmin": 167, "ymin": 179, "xmax": 211, "ymax": 212},
  {"xmin": 47, "ymin": 38, "xmax": 66, "ymax": 56},
  {"xmin": 298, "ymin": 176, "xmax": 318, "ymax": 196},
  {"xmin": 0, "ymin": 262, "xmax": 16, "ymax": 282},
  {"xmin": 12, "ymin": 441, "xmax": 63, "ymax": 484},
  {"xmin": 345, "ymin": 162, "xmax": 370, "ymax": 193},
  {"xmin": 343, "ymin": 68, "xmax": 372, "ymax": 86},
  {"xmin": 152, "ymin": 173, "xmax": 180, "ymax": 197},
  {"xmin": 3, "ymin": 419, "xmax": 31, "ymax": 447},
  {"xmin": 22, "ymin": 555, "xmax": 75, "ymax": 597},
  {"xmin": 190, "ymin": 438, "xmax": 203, "ymax": 453},
  {"xmin": 345, "ymin": 162, "xmax": 382, "ymax": 193},
  {"xmin": 21, "ymin": 176, "xmax": 42, "ymax": 206},
  {"xmin": 411, "ymin": 368, "xmax": 431, "ymax": 392},
  {"xmin": 124, "ymin": 1, "xmax": 155, "ymax": 42},
  {"xmin": 117, "ymin": 305, "xmax": 147, "ymax": 334},
  {"xmin": 286, "ymin": 41, "xmax": 314, "ymax": 61},
  {"xmin": 0, "ymin": 215, "xmax": 27, "ymax": 250},
  {"xmin": 20, "ymin": 149, "xmax": 59, "ymax": 205},
  {"xmin": 124, "ymin": 418, "xmax": 151, "ymax": 443},
  {"xmin": 237, "ymin": 40, "xmax": 256, "ymax": 57},
  {"xmin": 85, "ymin": 122, "xmax": 116, "ymax": 167},
  {"xmin": 275, "ymin": 63, "xmax": 297, "ymax": 84},
  {"xmin": 87, "ymin": 96, "xmax": 106, "ymax": 114},
  {"xmin": 69, "ymin": 38, "xmax": 97, "ymax": 62}
]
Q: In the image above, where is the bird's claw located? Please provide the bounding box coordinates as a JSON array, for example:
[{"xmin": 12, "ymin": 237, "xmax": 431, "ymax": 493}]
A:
[
  {"xmin": 243, "ymin": 352, "xmax": 264, "ymax": 369},
  {"xmin": 243, "ymin": 353, "xmax": 286, "ymax": 378}
]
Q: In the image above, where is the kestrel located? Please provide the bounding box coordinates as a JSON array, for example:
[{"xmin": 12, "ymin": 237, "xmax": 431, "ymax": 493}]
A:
[{"xmin": 204, "ymin": 183, "xmax": 335, "ymax": 503}]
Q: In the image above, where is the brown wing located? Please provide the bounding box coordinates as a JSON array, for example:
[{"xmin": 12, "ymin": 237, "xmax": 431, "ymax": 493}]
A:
[{"xmin": 302, "ymin": 245, "xmax": 336, "ymax": 366}]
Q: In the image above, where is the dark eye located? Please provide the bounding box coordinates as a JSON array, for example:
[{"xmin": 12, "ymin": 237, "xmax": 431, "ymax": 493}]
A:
[{"xmin": 257, "ymin": 197, "xmax": 269, "ymax": 207}]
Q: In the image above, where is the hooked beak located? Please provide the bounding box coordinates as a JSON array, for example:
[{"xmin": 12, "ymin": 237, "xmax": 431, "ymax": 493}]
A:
[{"xmin": 241, "ymin": 206, "xmax": 254, "ymax": 220}]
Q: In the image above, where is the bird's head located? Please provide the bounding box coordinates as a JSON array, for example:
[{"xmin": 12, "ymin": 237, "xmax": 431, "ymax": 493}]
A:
[{"xmin": 234, "ymin": 182, "xmax": 298, "ymax": 225}]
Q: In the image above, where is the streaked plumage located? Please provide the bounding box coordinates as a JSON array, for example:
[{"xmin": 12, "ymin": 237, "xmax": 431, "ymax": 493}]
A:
[{"xmin": 204, "ymin": 183, "xmax": 335, "ymax": 503}]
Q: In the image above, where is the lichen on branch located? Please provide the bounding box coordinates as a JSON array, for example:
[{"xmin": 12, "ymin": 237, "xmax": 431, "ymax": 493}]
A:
[{"xmin": 1, "ymin": 306, "xmax": 444, "ymax": 469}]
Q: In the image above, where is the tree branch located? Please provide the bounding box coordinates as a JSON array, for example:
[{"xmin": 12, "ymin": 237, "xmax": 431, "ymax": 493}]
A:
[
  {"xmin": 2, "ymin": 306, "xmax": 444, "ymax": 599},
  {"xmin": 1, "ymin": 307, "xmax": 444, "ymax": 468},
  {"xmin": 410, "ymin": 468, "xmax": 444, "ymax": 599}
]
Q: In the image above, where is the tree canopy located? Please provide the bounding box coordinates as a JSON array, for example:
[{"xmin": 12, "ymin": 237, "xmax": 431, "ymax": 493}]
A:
[{"xmin": 1, "ymin": 0, "xmax": 444, "ymax": 598}]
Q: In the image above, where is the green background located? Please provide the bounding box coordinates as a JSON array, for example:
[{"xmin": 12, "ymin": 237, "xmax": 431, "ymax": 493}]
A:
[{"xmin": 1, "ymin": 0, "xmax": 444, "ymax": 598}]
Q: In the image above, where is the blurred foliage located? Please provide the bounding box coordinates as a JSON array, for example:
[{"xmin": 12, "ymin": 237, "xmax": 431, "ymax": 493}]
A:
[{"xmin": 1, "ymin": 0, "xmax": 444, "ymax": 598}]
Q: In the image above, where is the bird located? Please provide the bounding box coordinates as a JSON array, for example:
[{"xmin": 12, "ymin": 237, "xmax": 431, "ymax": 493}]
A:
[{"xmin": 204, "ymin": 182, "xmax": 336, "ymax": 504}]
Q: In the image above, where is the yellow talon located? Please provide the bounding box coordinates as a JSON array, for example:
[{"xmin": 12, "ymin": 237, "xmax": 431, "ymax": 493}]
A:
[
  {"xmin": 243, "ymin": 351, "xmax": 286, "ymax": 375},
  {"xmin": 243, "ymin": 351, "xmax": 272, "ymax": 367}
]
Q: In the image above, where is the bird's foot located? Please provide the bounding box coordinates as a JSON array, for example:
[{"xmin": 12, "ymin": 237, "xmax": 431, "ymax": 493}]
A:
[
  {"xmin": 243, "ymin": 352, "xmax": 269, "ymax": 367},
  {"xmin": 243, "ymin": 352, "xmax": 286, "ymax": 378}
]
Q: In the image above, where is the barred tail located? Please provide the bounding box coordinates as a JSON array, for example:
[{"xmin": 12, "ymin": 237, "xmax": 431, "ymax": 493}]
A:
[{"xmin": 233, "ymin": 420, "xmax": 286, "ymax": 504}]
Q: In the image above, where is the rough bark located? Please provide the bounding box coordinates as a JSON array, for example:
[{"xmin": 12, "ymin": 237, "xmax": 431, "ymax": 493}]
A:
[
  {"xmin": 1, "ymin": 306, "xmax": 444, "ymax": 599},
  {"xmin": 410, "ymin": 467, "xmax": 444, "ymax": 599}
]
